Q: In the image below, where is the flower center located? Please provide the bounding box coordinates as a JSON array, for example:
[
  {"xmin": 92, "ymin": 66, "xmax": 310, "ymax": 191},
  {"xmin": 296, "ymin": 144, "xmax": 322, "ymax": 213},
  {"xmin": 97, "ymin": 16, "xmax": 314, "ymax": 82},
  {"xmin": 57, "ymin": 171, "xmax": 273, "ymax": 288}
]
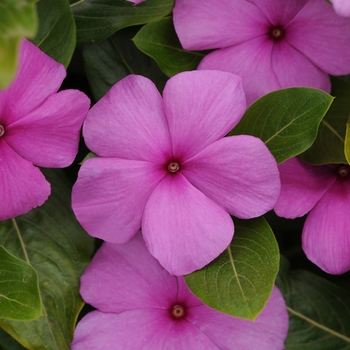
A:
[
  {"xmin": 167, "ymin": 161, "xmax": 180, "ymax": 173},
  {"xmin": 337, "ymin": 165, "xmax": 350, "ymax": 178},
  {"xmin": 270, "ymin": 26, "xmax": 285, "ymax": 40},
  {"xmin": 0, "ymin": 125, "xmax": 4, "ymax": 137},
  {"xmin": 171, "ymin": 304, "xmax": 186, "ymax": 319}
]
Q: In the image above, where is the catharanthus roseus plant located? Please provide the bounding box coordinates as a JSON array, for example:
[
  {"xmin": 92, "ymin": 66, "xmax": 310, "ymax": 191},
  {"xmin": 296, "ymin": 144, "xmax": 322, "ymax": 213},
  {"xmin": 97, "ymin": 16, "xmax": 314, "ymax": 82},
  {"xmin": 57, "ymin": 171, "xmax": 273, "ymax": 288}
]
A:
[
  {"xmin": 173, "ymin": 0, "xmax": 350, "ymax": 105},
  {"xmin": 71, "ymin": 232, "xmax": 289, "ymax": 349},
  {"xmin": 275, "ymin": 157, "xmax": 350, "ymax": 274},
  {"xmin": 72, "ymin": 70, "xmax": 281, "ymax": 275},
  {"xmin": 0, "ymin": 39, "xmax": 90, "ymax": 221}
]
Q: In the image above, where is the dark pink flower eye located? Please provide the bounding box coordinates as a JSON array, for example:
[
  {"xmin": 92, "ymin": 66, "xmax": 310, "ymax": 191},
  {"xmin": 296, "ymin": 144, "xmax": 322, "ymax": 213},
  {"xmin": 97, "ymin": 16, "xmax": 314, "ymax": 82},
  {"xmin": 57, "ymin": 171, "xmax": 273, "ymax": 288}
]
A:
[
  {"xmin": 0, "ymin": 125, "xmax": 4, "ymax": 137},
  {"xmin": 337, "ymin": 165, "xmax": 350, "ymax": 178},
  {"xmin": 167, "ymin": 161, "xmax": 180, "ymax": 173},
  {"xmin": 171, "ymin": 304, "xmax": 186, "ymax": 319},
  {"xmin": 269, "ymin": 26, "xmax": 285, "ymax": 40}
]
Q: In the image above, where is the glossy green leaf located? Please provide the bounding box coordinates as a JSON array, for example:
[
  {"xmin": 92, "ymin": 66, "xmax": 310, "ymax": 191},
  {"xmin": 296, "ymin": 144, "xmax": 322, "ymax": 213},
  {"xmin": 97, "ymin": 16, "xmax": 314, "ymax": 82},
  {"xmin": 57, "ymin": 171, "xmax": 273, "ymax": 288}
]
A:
[
  {"xmin": 0, "ymin": 169, "xmax": 95, "ymax": 350},
  {"xmin": 185, "ymin": 217, "xmax": 279, "ymax": 320},
  {"xmin": 230, "ymin": 88, "xmax": 333, "ymax": 164},
  {"xmin": 133, "ymin": 17, "xmax": 204, "ymax": 77},
  {"xmin": 71, "ymin": 0, "xmax": 174, "ymax": 46},
  {"xmin": 0, "ymin": 246, "xmax": 41, "ymax": 321},
  {"xmin": 0, "ymin": 0, "xmax": 37, "ymax": 88},
  {"xmin": 0, "ymin": 328, "xmax": 25, "ymax": 350},
  {"xmin": 31, "ymin": 0, "xmax": 76, "ymax": 67},
  {"xmin": 276, "ymin": 257, "xmax": 350, "ymax": 350},
  {"xmin": 82, "ymin": 26, "xmax": 168, "ymax": 101},
  {"xmin": 344, "ymin": 115, "xmax": 350, "ymax": 164},
  {"xmin": 301, "ymin": 78, "xmax": 350, "ymax": 165}
]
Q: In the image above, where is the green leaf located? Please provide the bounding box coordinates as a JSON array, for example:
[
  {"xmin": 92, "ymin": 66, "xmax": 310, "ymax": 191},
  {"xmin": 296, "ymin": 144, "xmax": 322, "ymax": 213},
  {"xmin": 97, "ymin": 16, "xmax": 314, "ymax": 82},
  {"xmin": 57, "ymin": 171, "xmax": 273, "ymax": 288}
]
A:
[
  {"xmin": 276, "ymin": 258, "xmax": 350, "ymax": 349},
  {"xmin": 301, "ymin": 78, "xmax": 350, "ymax": 165},
  {"xmin": 71, "ymin": 0, "xmax": 174, "ymax": 46},
  {"xmin": 230, "ymin": 88, "xmax": 333, "ymax": 164},
  {"xmin": 185, "ymin": 217, "xmax": 280, "ymax": 320},
  {"xmin": 31, "ymin": 0, "xmax": 76, "ymax": 68},
  {"xmin": 0, "ymin": 169, "xmax": 95, "ymax": 350},
  {"xmin": 133, "ymin": 17, "xmax": 204, "ymax": 77},
  {"xmin": 0, "ymin": 328, "xmax": 26, "ymax": 350},
  {"xmin": 344, "ymin": 115, "xmax": 350, "ymax": 164},
  {"xmin": 0, "ymin": 0, "xmax": 37, "ymax": 88},
  {"xmin": 82, "ymin": 26, "xmax": 168, "ymax": 101},
  {"xmin": 0, "ymin": 246, "xmax": 41, "ymax": 321}
]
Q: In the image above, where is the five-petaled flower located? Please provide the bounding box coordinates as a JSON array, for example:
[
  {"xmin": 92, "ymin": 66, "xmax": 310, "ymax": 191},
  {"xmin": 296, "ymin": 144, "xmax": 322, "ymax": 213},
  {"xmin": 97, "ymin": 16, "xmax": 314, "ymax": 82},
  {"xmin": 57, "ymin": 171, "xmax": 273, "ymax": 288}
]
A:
[
  {"xmin": 71, "ymin": 232, "xmax": 289, "ymax": 350},
  {"xmin": 173, "ymin": 0, "xmax": 350, "ymax": 105},
  {"xmin": 275, "ymin": 157, "xmax": 350, "ymax": 274},
  {"xmin": 0, "ymin": 39, "xmax": 90, "ymax": 221},
  {"xmin": 72, "ymin": 70, "xmax": 280, "ymax": 275}
]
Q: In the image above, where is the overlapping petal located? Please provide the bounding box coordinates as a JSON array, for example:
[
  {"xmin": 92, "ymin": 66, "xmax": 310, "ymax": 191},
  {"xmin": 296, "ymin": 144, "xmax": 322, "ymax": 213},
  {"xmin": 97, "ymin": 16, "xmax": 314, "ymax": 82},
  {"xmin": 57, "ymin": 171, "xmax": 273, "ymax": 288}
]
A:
[
  {"xmin": 272, "ymin": 40, "xmax": 330, "ymax": 92},
  {"xmin": 187, "ymin": 286, "xmax": 288, "ymax": 350},
  {"xmin": 5, "ymin": 90, "xmax": 90, "ymax": 168},
  {"xmin": 142, "ymin": 173, "xmax": 234, "ymax": 276},
  {"xmin": 173, "ymin": 0, "xmax": 268, "ymax": 50},
  {"xmin": 0, "ymin": 40, "xmax": 65, "ymax": 125},
  {"xmin": 199, "ymin": 37, "xmax": 280, "ymax": 105},
  {"xmin": 274, "ymin": 158, "xmax": 335, "ymax": 218},
  {"xmin": 302, "ymin": 179, "xmax": 350, "ymax": 274},
  {"xmin": 286, "ymin": 0, "xmax": 350, "ymax": 75},
  {"xmin": 80, "ymin": 233, "xmax": 177, "ymax": 312},
  {"xmin": 72, "ymin": 158, "xmax": 166, "ymax": 243},
  {"xmin": 83, "ymin": 74, "xmax": 172, "ymax": 163},
  {"xmin": 332, "ymin": 0, "xmax": 350, "ymax": 17},
  {"xmin": 0, "ymin": 141, "xmax": 50, "ymax": 220},
  {"xmin": 182, "ymin": 136, "xmax": 280, "ymax": 218},
  {"xmin": 71, "ymin": 310, "xmax": 173, "ymax": 350},
  {"xmin": 162, "ymin": 70, "xmax": 246, "ymax": 160},
  {"xmin": 248, "ymin": 0, "xmax": 309, "ymax": 26}
]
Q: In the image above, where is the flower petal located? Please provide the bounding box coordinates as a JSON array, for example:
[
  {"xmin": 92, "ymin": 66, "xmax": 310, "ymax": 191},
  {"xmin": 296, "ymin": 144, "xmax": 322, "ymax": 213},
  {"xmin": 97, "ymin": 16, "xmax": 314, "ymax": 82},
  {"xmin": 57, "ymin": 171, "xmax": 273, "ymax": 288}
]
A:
[
  {"xmin": 332, "ymin": 0, "xmax": 350, "ymax": 17},
  {"xmin": 186, "ymin": 286, "xmax": 288, "ymax": 350},
  {"xmin": 0, "ymin": 39, "xmax": 66, "ymax": 125},
  {"xmin": 163, "ymin": 70, "xmax": 246, "ymax": 160},
  {"xmin": 5, "ymin": 90, "xmax": 90, "ymax": 168},
  {"xmin": 71, "ymin": 310, "xmax": 173, "ymax": 350},
  {"xmin": 173, "ymin": 0, "xmax": 268, "ymax": 50},
  {"xmin": 0, "ymin": 140, "xmax": 50, "ymax": 220},
  {"xmin": 83, "ymin": 74, "xmax": 172, "ymax": 163},
  {"xmin": 249, "ymin": 0, "xmax": 309, "ymax": 25},
  {"xmin": 142, "ymin": 173, "xmax": 234, "ymax": 275},
  {"xmin": 271, "ymin": 40, "xmax": 330, "ymax": 92},
  {"xmin": 286, "ymin": 0, "xmax": 350, "ymax": 75},
  {"xmin": 80, "ymin": 232, "xmax": 178, "ymax": 312},
  {"xmin": 302, "ymin": 179, "xmax": 350, "ymax": 274},
  {"xmin": 274, "ymin": 158, "xmax": 335, "ymax": 219},
  {"xmin": 72, "ymin": 158, "xmax": 165, "ymax": 243},
  {"xmin": 198, "ymin": 37, "xmax": 280, "ymax": 106},
  {"xmin": 182, "ymin": 136, "xmax": 281, "ymax": 218}
]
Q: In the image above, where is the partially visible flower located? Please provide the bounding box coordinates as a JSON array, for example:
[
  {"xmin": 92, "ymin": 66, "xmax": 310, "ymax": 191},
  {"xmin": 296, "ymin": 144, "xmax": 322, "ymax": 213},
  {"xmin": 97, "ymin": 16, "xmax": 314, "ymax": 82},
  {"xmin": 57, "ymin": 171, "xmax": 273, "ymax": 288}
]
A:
[
  {"xmin": 71, "ymin": 232, "xmax": 289, "ymax": 350},
  {"xmin": 173, "ymin": 0, "xmax": 350, "ymax": 105},
  {"xmin": 72, "ymin": 70, "xmax": 280, "ymax": 275},
  {"xmin": 332, "ymin": 0, "xmax": 350, "ymax": 17},
  {"xmin": 274, "ymin": 157, "xmax": 350, "ymax": 274},
  {"xmin": 126, "ymin": 0, "xmax": 146, "ymax": 4},
  {"xmin": 0, "ymin": 39, "xmax": 90, "ymax": 221}
]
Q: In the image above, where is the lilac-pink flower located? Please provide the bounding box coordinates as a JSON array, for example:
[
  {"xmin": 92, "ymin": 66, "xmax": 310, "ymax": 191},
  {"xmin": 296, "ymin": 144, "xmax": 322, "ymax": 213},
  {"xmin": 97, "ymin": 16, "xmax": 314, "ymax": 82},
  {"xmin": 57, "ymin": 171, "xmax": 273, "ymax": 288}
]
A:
[
  {"xmin": 173, "ymin": 0, "xmax": 350, "ymax": 105},
  {"xmin": 274, "ymin": 157, "xmax": 350, "ymax": 274},
  {"xmin": 332, "ymin": 0, "xmax": 350, "ymax": 17},
  {"xmin": 71, "ymin": 232, "xmax": 289, "ymax": 350},
  {"xmin": 126, "ymin": 0, "xmax": 146, "ymax": 4},
  {"xmin": 72, "ymin": 70, "xmax": 281, "ymax": 275},
  {"xmin": 0, "ymin": 39, "xmax": 90, "ymax": 221}
]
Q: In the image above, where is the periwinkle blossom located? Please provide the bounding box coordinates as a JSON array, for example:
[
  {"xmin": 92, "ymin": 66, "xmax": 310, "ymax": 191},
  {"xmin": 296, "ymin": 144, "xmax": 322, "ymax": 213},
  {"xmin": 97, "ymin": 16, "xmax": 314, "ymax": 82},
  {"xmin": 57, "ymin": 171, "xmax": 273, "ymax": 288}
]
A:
[
  {"xmin": 126, "ymin": 0, "xmax": 145, "ymax": 4},
  {"xmin": 274, "ymin": 157, "xmax": 350, "ymax": 274},
  {"xmin": 0, "ymin": 39, "xmax": 90, "ymax": 221},
  {"xmin": 72, "ymin": 70, "xmax": 280, "ymax": 276},
  {"xmin": 173, "ymin": 0, "xmax": 350, "ymax": 105},
  {"xmin": 71, "ymin": 232, "xmax": 289, "ymax": 350},
  {"xmin": 332, "ymin": 0, "xmax": 350, "ymax": 17}
]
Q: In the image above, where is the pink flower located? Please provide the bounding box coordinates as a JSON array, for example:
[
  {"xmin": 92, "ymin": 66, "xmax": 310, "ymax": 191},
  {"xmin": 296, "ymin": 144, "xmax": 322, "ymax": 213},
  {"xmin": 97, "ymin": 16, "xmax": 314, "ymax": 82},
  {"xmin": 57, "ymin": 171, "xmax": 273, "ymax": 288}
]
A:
[
  {"xmin": 126, "ymin": 0, "xmax": 146, "ymax": 4},
  {"xmin": 274, "ymin": 157, "xmax": 350, "ymax": 274},
  {"xmin": 72, "ymin": 70, "xmax": 280, "ymax": 275},
  {"xmin": 0, "ymin": 39, "xmax": 90, "ymax": 221},
  {"xmin": 71, "ymin": 232, "xmax": 289, "ymax": 350},
  {"xmin": 332, "ymin": 0, "xmax": 350, "ymax": 17},
  {"xmin": 173, "ymin": 0, "xmax": 350, "ymax": 105}
]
